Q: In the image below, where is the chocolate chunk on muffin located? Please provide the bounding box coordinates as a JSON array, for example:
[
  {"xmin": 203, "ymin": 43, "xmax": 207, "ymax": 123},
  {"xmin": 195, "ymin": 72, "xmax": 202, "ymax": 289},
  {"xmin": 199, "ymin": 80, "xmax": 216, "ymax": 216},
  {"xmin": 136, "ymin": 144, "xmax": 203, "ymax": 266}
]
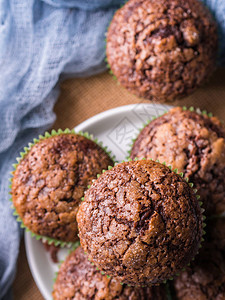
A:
[
  {"xmin": 77, "ymin": 160, "xmax": 203, "ymax": 286},
  {"xmin": 131, "ymin": 107, "xmax": 225, "ymax": 215},
  {"xmin": 53, "ymin": 247, "xmax": 168, "ymax": 300},
  {"xmin": 174, "ymin": 245, "xmax": 225, "ymax": 300},
  {"xmin": 106, "ymin": 0, "xmax": 218, "ymax": 102},
  {"xmin": 11, "ymin": 132, "xmax": 114, "ymax": 243}
]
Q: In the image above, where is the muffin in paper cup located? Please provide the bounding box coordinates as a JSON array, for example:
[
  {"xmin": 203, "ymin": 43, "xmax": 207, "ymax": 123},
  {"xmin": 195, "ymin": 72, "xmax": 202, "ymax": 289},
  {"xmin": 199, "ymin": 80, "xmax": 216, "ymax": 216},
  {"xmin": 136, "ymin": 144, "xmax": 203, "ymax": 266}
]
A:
[
  {"xmin": 106, "ymin": 0, "xmax": 218, "ymax": 102},
  {"xmin": 80, "ymin": 159, "xmax": 205, "ymax": 286},
  {"xmin": 53, "ymin": 246, "xmax": 170, "ymax": 300},
  {"xmin": 77, "ymin": 158, "xmax": 203, "ymax": 286},
  {"xmin": 129, "ymin": 106, "xmax": 225, "ymax": 216},
  {"xmin": 10, "ymin": 129, "xmax": 115, "ymax": 248}
]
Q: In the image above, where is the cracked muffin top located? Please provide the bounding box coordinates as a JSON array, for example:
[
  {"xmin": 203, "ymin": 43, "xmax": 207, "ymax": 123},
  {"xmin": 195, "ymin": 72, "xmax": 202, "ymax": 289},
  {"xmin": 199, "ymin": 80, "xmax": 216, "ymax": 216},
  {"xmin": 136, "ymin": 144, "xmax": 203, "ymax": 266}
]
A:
[
  {"xmin": 77, "ymin": 160, "xmax": 203, "ymax": 286},
  {"xmin": 174, "ymin": 245, "xmax": 225, "ymax": 300},
  {"xmin": 131, "ymin": 107, "xmax": 225, "ymax": 216},
  {"xmin": 52, "ymin": 247, "xmax": 168, "ymax": 300},
  {"xmin": 12, "ymin": 133, "xmax": 114, "ymax": 243},
  {"xmin": 106, "ymin": 0, "xmax": 217, "ymax": 102}
]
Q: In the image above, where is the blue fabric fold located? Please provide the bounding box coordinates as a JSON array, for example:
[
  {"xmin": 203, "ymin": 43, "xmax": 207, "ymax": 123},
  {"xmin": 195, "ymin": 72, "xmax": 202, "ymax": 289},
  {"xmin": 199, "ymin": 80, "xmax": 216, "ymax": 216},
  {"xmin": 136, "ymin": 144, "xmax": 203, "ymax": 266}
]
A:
[
  {"xmin": 0, "ymin": 0, "xmax": 224, "ymax": 298},
  {"xmin": 42, "ymin": 0, "xmax": 123, "ymax": 9}
]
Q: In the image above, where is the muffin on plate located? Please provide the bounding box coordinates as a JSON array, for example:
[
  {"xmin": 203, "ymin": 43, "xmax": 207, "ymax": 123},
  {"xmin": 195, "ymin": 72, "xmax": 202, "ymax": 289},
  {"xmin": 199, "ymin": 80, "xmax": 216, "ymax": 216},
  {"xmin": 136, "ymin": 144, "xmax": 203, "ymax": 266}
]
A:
[
  {"xmin": 130, "ymin": 107, "xmax": 225, "ymax": 216},
  {"xmin": 53, "ymin": 247, "xmax": 169, "ymax": 300},
  {"xmin": 106, "ymin": 0, "xmax": 218, "ymax": 102},
  {"xmin": 173, "ymin": 245, "xmax": 225, "ymax": 300},
  {"xmin": 77, "ymin": 160, "xmax": 203, "ymax": 286},
  {"xmin": 11, "ymin": 130, "xmax": 114, "ymax": 245}
]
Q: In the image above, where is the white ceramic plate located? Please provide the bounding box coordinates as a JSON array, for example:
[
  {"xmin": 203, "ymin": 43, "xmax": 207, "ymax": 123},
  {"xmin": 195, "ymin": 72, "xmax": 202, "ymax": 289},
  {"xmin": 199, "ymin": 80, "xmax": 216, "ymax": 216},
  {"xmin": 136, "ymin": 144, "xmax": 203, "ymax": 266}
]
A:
[{"xmin": 25, "ymin": 103, "xmax": 172, "ymax": 300}]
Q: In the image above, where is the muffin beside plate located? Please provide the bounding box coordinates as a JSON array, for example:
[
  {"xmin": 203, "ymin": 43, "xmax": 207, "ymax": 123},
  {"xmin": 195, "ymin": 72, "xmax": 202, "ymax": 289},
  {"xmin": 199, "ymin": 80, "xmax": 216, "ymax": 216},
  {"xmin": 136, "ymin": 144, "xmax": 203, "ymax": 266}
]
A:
[{"xmin": 106, "ymin": 0, "xmax": 218, "ymax": 102}]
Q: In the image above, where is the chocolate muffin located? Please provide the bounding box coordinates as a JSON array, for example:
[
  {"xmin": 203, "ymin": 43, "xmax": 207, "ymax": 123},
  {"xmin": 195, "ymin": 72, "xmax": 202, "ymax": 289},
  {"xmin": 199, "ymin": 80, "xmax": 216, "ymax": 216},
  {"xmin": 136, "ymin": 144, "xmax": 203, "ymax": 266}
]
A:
[
  {"xmin": 130, "ymin": 107, "xmax": 225, "ymax": 216},
  {"xmin": 11, "ymin": 132, "xmax": 114, "ymax": 243},
  {"xmin": 106, "ymin": 0, "xmax": 218, "ymax": 102},
  {"xmin": 77, "ymin": 160, "xmax": 203, "ymax": 286},
  {"xmin": 174, "ymin": 245, "xmax": 225, "ymax": 300},
  {"xmin": 53, "ymin": 247, "xmax": 168, "ymax": 300}
]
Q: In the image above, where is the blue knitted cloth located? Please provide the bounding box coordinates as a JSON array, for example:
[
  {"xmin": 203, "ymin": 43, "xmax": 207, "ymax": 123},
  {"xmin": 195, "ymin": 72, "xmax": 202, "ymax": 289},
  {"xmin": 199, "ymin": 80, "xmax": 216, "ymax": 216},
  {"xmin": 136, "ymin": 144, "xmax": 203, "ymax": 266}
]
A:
[{"xmin": 0, "ymin": 1, "xmax": 224, "ymax": 299}]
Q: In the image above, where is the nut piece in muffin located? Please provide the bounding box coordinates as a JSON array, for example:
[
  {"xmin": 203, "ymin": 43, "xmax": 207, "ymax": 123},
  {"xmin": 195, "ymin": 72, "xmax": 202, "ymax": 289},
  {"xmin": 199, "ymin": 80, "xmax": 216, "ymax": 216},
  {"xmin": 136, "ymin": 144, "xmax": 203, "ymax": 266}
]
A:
[
  {"xmin": 53, "ymin": 247, "xmax": 168, "ymax": 300},
  {"xmin": 130, "ymin": 107, "xmax": 225, "ymax": 215},
  {"xmin": 77, "ymin": 160, "xmax": 203, "ymax": 286},
  {"xmin": 174, "ymin": 245, "xmax": 225, "ymax": 300},
  {"xmin": 11, "ymin": 132, "xmax": 114, "ymax": 243},
  {"xmin": 106, "ymin": 0, "xmax": 218, "ymax": 102}
]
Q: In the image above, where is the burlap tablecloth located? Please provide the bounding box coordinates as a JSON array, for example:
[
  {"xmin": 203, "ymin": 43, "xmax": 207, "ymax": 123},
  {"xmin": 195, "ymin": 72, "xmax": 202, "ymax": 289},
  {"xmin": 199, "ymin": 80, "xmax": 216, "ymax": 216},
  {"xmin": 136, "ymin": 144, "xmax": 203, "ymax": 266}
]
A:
[{"xmin": 13, "ymin": 69, "xmax": 225, "ymax": 299}]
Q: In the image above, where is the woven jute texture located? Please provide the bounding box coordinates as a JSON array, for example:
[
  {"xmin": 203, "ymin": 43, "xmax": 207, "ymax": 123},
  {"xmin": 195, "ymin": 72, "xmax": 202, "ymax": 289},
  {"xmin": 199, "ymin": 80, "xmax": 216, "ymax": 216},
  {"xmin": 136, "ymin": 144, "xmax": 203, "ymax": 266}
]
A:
[{"xmin": 13, "ymin": 69, "xmax": 225, "ymax": 299}]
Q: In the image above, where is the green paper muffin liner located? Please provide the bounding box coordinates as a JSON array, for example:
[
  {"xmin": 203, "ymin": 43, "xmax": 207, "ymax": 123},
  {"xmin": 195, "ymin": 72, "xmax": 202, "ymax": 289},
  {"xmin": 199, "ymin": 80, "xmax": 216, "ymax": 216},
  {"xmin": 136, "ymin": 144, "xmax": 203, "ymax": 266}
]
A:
[
  {"xmin": 105, "ymin": 56, "xmax": 118, "ymax": 82},
  {"xmin": 52, "ymin": 243, "xmax": 81, "ymax": 285},
  {"xmin": 9, "ymin": 128, "xmax": 116, "ymax": 248},
  {"xmin": 80, "ymin": 158, "xmax": 206, "ymax": 286},
  {"xmin": 53, "ymin": 259, "xmax": 65, "ymax": 285}
]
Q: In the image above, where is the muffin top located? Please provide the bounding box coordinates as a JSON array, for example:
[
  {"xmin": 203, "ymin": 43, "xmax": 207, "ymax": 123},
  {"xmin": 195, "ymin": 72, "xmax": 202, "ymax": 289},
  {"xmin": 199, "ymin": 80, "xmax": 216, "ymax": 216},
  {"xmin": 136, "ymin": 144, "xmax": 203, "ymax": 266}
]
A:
[
  {"xmin": 174, "ymin": 245, "xmax": 225, "ymax": 300},
  {"xmin": 106, "ymin": 0, "xmax": 217, "ymax": 102},
  {"xmin": 77, "ymin": 160, "xmax": 202, "ymax": 285},
  {"xmin": 12, "ymin": 133, "xmax": 113, "ymax": 242},
  {"xmin": 131, "ymin": 107, "xmax": 225, "ymax": 215},
  {"xmin": 52, "ymin": 247, "xmax": 168, "ymax": 300}
]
